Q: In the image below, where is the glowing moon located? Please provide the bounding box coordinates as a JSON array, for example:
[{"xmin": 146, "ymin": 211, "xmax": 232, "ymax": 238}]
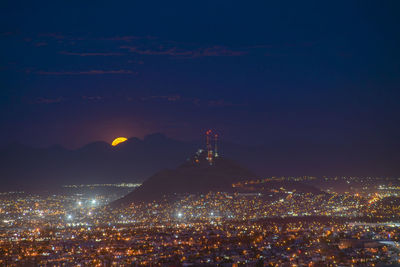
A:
[{"xmin": 111, "ymin": 137, "xmax": 128, "ymax": 146}]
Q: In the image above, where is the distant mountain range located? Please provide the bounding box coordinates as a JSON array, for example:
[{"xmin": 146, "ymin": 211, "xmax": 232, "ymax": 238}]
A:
[
  {"xmin": 0, "ymin": 133, "xmax": 399, "ymax": 191},
  {"xmin": 0, "ymin": 133, "xmax": 196, "ymax": 191}
]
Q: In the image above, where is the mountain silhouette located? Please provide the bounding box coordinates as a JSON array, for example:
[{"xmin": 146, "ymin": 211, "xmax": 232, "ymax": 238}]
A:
[
  {"xmin": 0, "ymin": 133, "xmax": 399, "ymax": 191},
  {"xmin": 0, "ymin": 133, "xmax": 197, "ymax": 191},
  {"xmin": 113, "ymin": 150, "xmax": 257, "ymax": 204}
]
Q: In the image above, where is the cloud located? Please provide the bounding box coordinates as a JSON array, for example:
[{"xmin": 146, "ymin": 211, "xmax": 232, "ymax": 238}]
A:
[
  {"xmin": 141, "ymin": 95, "xmax": 181, "ymax": 102},
  {"xmin": 36, "ymin": 97, "xmax": 65, "ymax": 104},
  {"xmin": 34, "ymin": 33, "xmax": 268, "ymax": 59},
  {"xmin": 121, "ymin": 46, "xmax": 192, "ymax": 56},
  {"xmin": 0, "ymin": 31, "xmax": 16, "ymax": 37},
  {"xmin": 36, "ymin": 70, "xmax": 137, "ymax": 75},
  {"xmin": 60, "ymin": 51, "xmax": 125, "ymax": 56},
  {"xmin": 199, "ymin": 46, "xmax": 247, "ymax": 57},
  {"xmin": 100, "ymin": 35, "xmax": 156, "ymax": 41},
  {"xmin": 120, "ymin": 45, "xmax": 247, "ymax": 58},
  {"xmin": 38, "ymin": 33, "xmax": 66, "ymax": 40},
  {"xmin": 35, "ymin": 33, "xmax": 313, "ymax": 60},
  {"xmin": 34, "ymin": 42, "xmax": 48, "ymax": 47},
  {"xmin": 140, "ymin": 95, "xmax": 208, "ymax": 106},
  {"xmin": 82, "ymin": 96, "xmax": 104, "ymax": 101},
  {"xmin": 38, "ymin": 33, "xmax": 154, "ymax": 42},
  {"xmin": 208, "ymin": 99, "xmax": 246, "ymax": 107}
]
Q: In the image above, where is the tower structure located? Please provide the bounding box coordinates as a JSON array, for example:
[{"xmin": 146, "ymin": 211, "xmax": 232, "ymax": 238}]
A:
[
  {"xmin": 214, "ymin": 134, "xmax": 219, "ymax": 158},
  {"xmin": 206, "ymin": 130, "xmax": 213, "ymax": 164}
]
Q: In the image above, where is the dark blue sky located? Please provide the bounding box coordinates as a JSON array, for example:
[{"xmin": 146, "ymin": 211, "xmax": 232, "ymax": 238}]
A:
[{"xmin": 1, "ymin": 1, "xmax": 399, "ymax": 148}]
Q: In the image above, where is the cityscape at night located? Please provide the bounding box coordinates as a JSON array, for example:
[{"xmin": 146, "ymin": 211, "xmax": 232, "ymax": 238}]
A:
[
  {"xmin": 1, "ymin": 1, "xmax": 400, "ymax": 266},
  {"xmin": 2, "ymin": 175, "xmax": 400, "ymax": 265}
]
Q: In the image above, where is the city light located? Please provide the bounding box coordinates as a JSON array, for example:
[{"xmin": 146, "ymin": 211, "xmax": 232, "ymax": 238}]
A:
[{"xmin": 1, "ymin": 176, "xmax": 400, "ymax": 266}]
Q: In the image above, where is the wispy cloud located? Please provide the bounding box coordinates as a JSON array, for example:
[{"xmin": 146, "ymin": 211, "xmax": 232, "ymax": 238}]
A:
[
  {"xmin": 38, "ymin": 33, "xmax": 66, "ymax": 40},
  {"xmin": 36, "ymin": 70, "xmax": 136, "ymax": 75},
  {"xmin": 60, "ymin": 51, "xmax": 125, "ymax": 56},
  {"xmin": 139, "ymin": 95, "xmax": 242, "ymax": 108},
  {"xmin": 198, "ymin": 46, "xmax": 247, "ymax": 57},
  {"xmin": 121, "ymin": 46, "xmax": 192, "ymax": 56},
  {"xmin": 140, "ymin": 94, "xmax": 202, "ymax": 106},
  {"xmin": 38, "ymin": 33, "xmax": 154, "ymax": 42},
  {"xmin": 34, "ymin": 42, "xmax": 48, "ymax": 47},
  {"xmin": 82, "ymin": 96, "xmax": 104, "ymax": 101},
  {"xmin": 208, "ymin": 99, "xmax": 247, "ymax": 107},
  {"xmin": 34, "ymin": 33, "xmax": 314, "ymax": 60},
  {"xmin": 120, "ymin": 45, "xmax": 247, "ymax": 58},
  {"xmin": 36, "ymin": 97, "xmax": 65, "ymax": 104},
  {"xmin": 99, "ymin": 35, "xmax": 156, "ymax": 41},
  {"xmin": 141, "ymin": 95, "xmax": 181, "ymax": 102},
  {"xmin": 0, "ymin": 31, "xmax": 17, "ymax": 37},
  {"xmin": 34, "ymin": 33, "xmax": 274, "ymax": 60}
]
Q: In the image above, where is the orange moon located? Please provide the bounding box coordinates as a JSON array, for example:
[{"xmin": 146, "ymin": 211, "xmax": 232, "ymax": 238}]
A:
[{"xmin": 111, "ymin": 137, "xmax": 128, "ymax": 146}]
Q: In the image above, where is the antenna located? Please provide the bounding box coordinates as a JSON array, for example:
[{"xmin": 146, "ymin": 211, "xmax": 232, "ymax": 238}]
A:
[
  {"xmin": 214, "ymin": 134, "xmax": 219, "ymax": 158},
  {"xmin": 206, "ymin": 130, "xmax": 213, "ymax": 165}
]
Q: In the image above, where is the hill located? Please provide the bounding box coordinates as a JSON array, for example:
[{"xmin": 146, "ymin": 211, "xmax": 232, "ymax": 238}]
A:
[
  {"xmin": 0, "ymin": 133, "xmax": 399, "ymax": 191},
  {"xmin": 113, "ymin": 150, "xmax": 257, "ymax": 204}
]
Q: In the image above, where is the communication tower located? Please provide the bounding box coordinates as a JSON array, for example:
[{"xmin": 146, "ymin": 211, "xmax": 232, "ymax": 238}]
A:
[
  {"xmin": 214, "ymin": 134, "xmax": 219, "ymax": 158},
  {"xmin": 206, "ymin": 130, "xmax": 213, "ymax": 164}
]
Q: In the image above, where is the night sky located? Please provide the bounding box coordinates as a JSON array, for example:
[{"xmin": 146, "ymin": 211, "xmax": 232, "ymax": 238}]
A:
[{"xmin": 1, "ymin": 1, "xmax": 399, "ymax": 148}]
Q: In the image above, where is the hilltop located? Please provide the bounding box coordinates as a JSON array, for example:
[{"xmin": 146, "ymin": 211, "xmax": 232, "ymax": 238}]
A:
[
  {"xmin": 1, "ymin": 133, "xmax": 399, "ymax": 192},
  {"xmin": 113, "ymin": 150, "xmax": 256, "ymax": 204}
]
